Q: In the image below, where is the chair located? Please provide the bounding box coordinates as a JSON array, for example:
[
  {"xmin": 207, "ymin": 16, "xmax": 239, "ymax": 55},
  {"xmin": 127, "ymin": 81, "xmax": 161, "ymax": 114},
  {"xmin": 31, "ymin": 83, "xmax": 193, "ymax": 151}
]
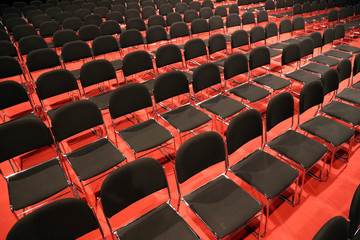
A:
[
  {"xmin": 94, "ymin": 6, "xmax": 109, "ymax": 18},
  {"xmin": 166, "ymin": 12, "xmax": 183, "ymax": 26},
  {"xmin": 52, "ymin": 29, "xmax": 79, "ymax": 50},
  {"xmin": 313, "ymin": 216, "xmax": 349, "ymax": 240},
  {"xmin": 6, "ymin": 198, "xmax": 105, "ymax": 240},
  {"xmin": 170, "ymin": 21, "xmax": 190, "ymax": 45},
  {"xmin": 84, "ymin": 13, "xmax": 103, "ymax": 26},
  {"xmin": 32, "ymin": 14, "xmax": 52, "ymax": 29},
  {"xmin": 207, "ymin": 34, "xmax": 228, "ymax": 67},
  {"xmin": 126, "ymin": 17, "xmax": 147, "ymax": 31},
  {"xmin": 148, "ymin": 14, "xmax": 167, "ymax": 27},
  {"xmin": 18, "ymin": 35, "xmax": 48, "ymax": 62},
  {"xmin": 12, "ymin": 24, "xmax": 38, "ymax": 43},
  {"xmin": 215, "ymin": 6, "xmax": 227, "ymax": 17},
  {"xmin": 209, "ymin": 16, "xmax": 226, "ymax": 37},
  {"xmin": 349, "ymin": 185, "xmax": 360, "ymax": 239},
  {"xmin": 229, "ymin": 4, "xmax": 239, "ymax": 14},
  {"xmin": 242, "ymin": 11, "xmax": 255, "ymax": 30},
  {"xmin": 0, "ymin": 41, "xmax": 18, "ymax": 58},
  {"xmin": 109, "ymin": 83, "xmax": 174, "ymax": 158},
  {"xmin": 257, "ymin": 10, "xmax": 268, "ymax": 24},
  {"xmin": 191, "ymin": 18, "xmax": 209, "ymax": 40},
  {"xmin": 100, "ymin": 157, "xmax": 199, "ymax": 240},
  {"xmin": 0, "ymin": 29, "xmax": 11, "ymax": 42},
  {"xmin": 51, "ymin": 100, "xmax": 126, "ymax": 201},
  {"xmin": 122, "ymin": 50, "xmax": 156, "ymax": 92},
  {"xmin": 189, "ymin": 1, "xmax": 201, "ymax": 11},
  {"xmin": 4, "ymin": 17, "xmax": 27, "ymax": 33},
  {"xmin": 0, "ymin": 56, "xmax": 26, "ymax": 85},
  {"xmin": 146, "ymin": 25, "xmax": 169, "ymax": 49},
  {"xmin": 227, "ymin": 109, "xmax": 299, "ymax": 236},
  {"xmin": 92, "ymin": 35, "xmax": 122, "ymax": 70},
  {"xmin": 226, "ymin": 13, "xmax": 241, "ymax": 34},
  {"xmin": 39, "ymin": 21, "xmax": 62, "ymax": 40},
  {"xmin": 100, "ymin": 20, "xmax": 122, "ymax": 37},
  {"xmin": 62, "ymin": 17, "xmax": 83, "ymax": 31},
  {"xmin": 230, "ymin": 29, "xmax": 249, "ymax": 53},
  {"xmin": 184, "ymin": 38, "xmax": 208, "ymax": 71},
  {"xmin": 159, "ymin": 4, "xmax": 173, "ymax": 16},
  {"xmin": 0, "ymin": 117, "xmax": 73, "ymax": 218},
  {"xmin": 119, "ymin": 29, "xmax": 145, "ymax": 50},
  {"xmin": 106, "ymin": 11, "xmax": 124, "ymax": 23},
  {"xmin": 153, "ymin": 71, "xmax": 212, "ymax": 143},
  {"xmin": 78, "ymin": 24, "xmax": 101, "ymax": 42},
  {"xmin": 175, "ymin": 2, "xmax": 189, "ymax": 14},
  {"xmin": 175, "ymin": 131, "xmax": 263, "ymax": 239},
  {"xmin": 199, "ymin": 7, "xmax": 213, "ymax": 19},
  {"xmin": 55, "ymin": 11, "xmax": 73, "ymax": 25},
  {"xmin": 142, "ymin": 6, "xmax": 156, "ymax": 19},
  {"xmin": 26, "ymin": 9, "xmax": 44, "ymax": 23}
]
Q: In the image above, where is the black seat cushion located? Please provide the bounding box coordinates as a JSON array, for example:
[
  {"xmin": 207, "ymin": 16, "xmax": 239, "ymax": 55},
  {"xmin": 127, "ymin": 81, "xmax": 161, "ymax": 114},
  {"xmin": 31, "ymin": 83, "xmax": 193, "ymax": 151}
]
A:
[
  {"xmin": 284, "ymin": 70, "xmax": 321, "ymax": 84},
  {"xmin": 214, "ymin": 58, "xmax": 226, "ymax": 67},
  {"xmin": 230, "ymin": 149, "xmax": 299, "ymax": 199},
  {"xmin": 336, "ymin": 88, "xmax": 360, "ymax": 105},
  {"xmin": 252, "ymin": 74, "xmax": 291, "ymax": 90},
  {"xmin": 8, "ymin": 159, "xmax": 69, "ymax": 211},
  {"xmin": 267, "ymin": 130, "xmax": 328, "ymax": 169},
  {"xmin": 268, "ymin": 42, "xmax": 288, "ymax": 50},
  {"xmin": 67, "ymin": 138, "xmax": 126, "ymax": 180},
  {"xmin": 70, "ymin": 69, "xmax": 81, "ymax": 79},
  {"xmin": 352, "ymin": 81, "xmax": 360, "ymax": 89},
  {"xmin": 300, "ymin": 62, "xmax": 332, "ymax": 75},
  {"xmin": 310, "ymin": 55, "xmax": 340, "ymax": 67},
  {"xmin": 282, "ymin": 38, "xmax": 300, "ymax": 44},
  {"xmin": 323, "ymin": 50, "xmax": 352, "ymax": 59},
  {"xmin": 322, "ymin": 101, "xmax": 360, "ymax": 126},
  {"xmin": 118, "ymin": 119, "xmax": 173, "ymax": 153},
  {"xmin": 116, "ymin": 203, "xmax": 199, "ymax": 240},
  {"xmin": 228, "ymin": 83, "xmax": 271, "ymax": 103},
  {"xmin": 89, "ymin": 90, "xmax": 114, "ymax": 110},
  {"xmin": 269, "ymin": 48, "xmax": 282, "ymax": 57},
  {"xmin": 161, "ymin": 104, "xmax": 211, "ymax": 132},
  {"xmin": 184, "ymin": 175, "xmax": 262, "ymax": 239},
  {"xmin": 110, "ymin": 59, "xmax": 123, "ymax": 70},
  {"xmin": 299, "ymin": 115, "xmax": 355, "ymax": 147},
  {"xmin": 334, "ymin": 45, "xmax": 360, "ymax": 54},
  {"xmin": 199, "ymin": 94, "xmax": 246, "ymax": 119}
]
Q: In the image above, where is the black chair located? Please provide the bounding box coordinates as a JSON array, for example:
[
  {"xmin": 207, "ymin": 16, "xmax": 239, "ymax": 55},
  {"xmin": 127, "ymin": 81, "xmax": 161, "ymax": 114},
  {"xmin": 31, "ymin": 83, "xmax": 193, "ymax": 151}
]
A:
[
  {"xmin": 6, "ymin": 198, "xmax": 105, "ymax": 240},
  {"xmin": 226, "ymin": 13, "xmax": 241, "ymax": 34},
  {"xmin": 189, "ymin": 1, "xmax": 201, "ymax": 11},
  {"xmin": 12, "ymin": 24, "xmax": 38, "ymax": 43},
  {"xmin": 207, "ymin": 34, "xmax": 228, "ymax": 66},
  {"xmin": 119, "ymin": 29, "xmax": 145, "ymax": 50},
  {"xmin": 148, "ymin": 14, "xmax": 167, "ymax": 27},
  {"xmin": 170, "ymin": 21, "xmax": 191, "ymax": 45},
  {"xmin": 84, "ymin": 13, "xmax": 103, "ymax": 26},
  {"xmin": 39, "ymin": 21, "xmax": 62, "ymax": 40},
  {"xmin": 349, "ymin": 185, "xmax": 360, "ymax": 239},
  {"xmin": 229, "ymin": 4, "xmax": 239, "ymax": 14},
  {"xmin": 209, "ymin": 15, "xmax": 226, "ymax": 37},
  {"xmin": 106, "ymin": 11, "xmax": 124, "ymax": 23},
  {"xmin": 227, "ymin": 109, "xmax": 299, "ymax": 236},
  {"xmin": 4, "ymin": 17, "xmax": 27, "ymax": 34},
  {"xmin": 199, "ymin": 6, "xmax": 213, "ymax": 19},
  {"xmin": 125, "ymin": 9, "xmax": 141, "ymax": 22},
  {"xmin": 18, "ymin": 35, "xmax": 48, "ymax": 62},
  {"xmin": 184, "ymin": 38, "xmax": 208, "ymax": 71},
  {"xmin": 0, "ymin": 29, "xmax": 11, "ymax": 42},
  {"xmin": 257, "ymin": 10, "xmax": 268, "ymax": 24},
  {"xmin": 100, "ymin": 157, "xmax": 199, "ymax": 240},
  {"xmin": 0, "ymin": 41, "xmax": 18, "ymax": 58},
  {"xmin": 166, "ymin": 12, "xmax": 183, "ymax": 26},
  {"xmin": 175, "ymin": 131, "xmax": 263, "ymax": 239},
  {"xmin": 175, "ymin": 2, "xmax": 189, "ymax": 13},
  {"xmin": 126, "ymin": 17, "xmax": 147, "ymax": 31},
  {"xmin": 78, "ymin": 24, "xmax": 101, "ymax": 42},
  {"xmin": 32, "ymin": 14, "xmax": 52, "ymax": 29},
  {"xmin": 146, "ymin": 25, "xmax": 169, "ymax": 48},
  {"xmin": 92, "ymin": 35, "xmax": 123, "ymax": 70},
  {"xmin": 55, "ymin": 11, "xmax": 73, "ymax": 25},
  {"xmin": 94, "ymin": 6, "xmax": 109, "ymax": 18},
  {"xmin": 62, "ymin": 17, "xmax": 83, "ymax": 31},
  {"xmin": 100, "ymin": 20, "xmax": 122, "ymax": 36},
  {"xmin": 191, "ymin": 18, "xmax": 209, "ymax": 41},
  {"xmin": 230, "ymin": 29, "xmax": 249, "ymax": 53},
  {"xmin": 313, "ymin": 216, "xmax": 349, "ymax": 240},
  {"xmin": 52, "ymin": 29, "xmax": 79, "ymax": 50},
  {"xmin": 242, "ymin": 11, "xmax": 255, "ymax": 30},
  {"xmin": 142, "ymin": 6, "xmax": 156, "ymax": 19},
  {"xmin": 0, "ymin": 56, "xmax": 27, "ymax": 86},
  {"xmin": 159, "ymin": 4, "xmax": 173, "ymax": 16},
  {"xmin": 109, "ymin": 83, "xmax": 174, "ymax": 158}
]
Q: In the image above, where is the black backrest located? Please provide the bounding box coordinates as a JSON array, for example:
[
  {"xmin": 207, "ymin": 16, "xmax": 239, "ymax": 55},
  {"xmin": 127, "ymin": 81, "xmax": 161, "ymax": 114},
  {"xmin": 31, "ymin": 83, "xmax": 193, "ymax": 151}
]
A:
[
  {"xmin": 299, "ymin": 80, "xmax": 324, "ymax": 114},
  {"xmin": 6, "ymin": 198, "xmax": 100, "ymax": 240},
  {"xmin": 334, "ymin": 23, "xmax": 345, "ymax": 40},
  {"xmin": 184, "ymin": 38, "xmax": 207, "ymax": 60},
  {"xmin": 142, "ymin": 6, "xmax": 156, "ymax": 19},
  {"xmin": 109, "ymin": 83, "xmax": 152, "ymax": 119},
  {"xmin": 84, "ymin": 14, "xmax": 103, "ymax": 26},
  {"xmin": 265, "ymin": 0, "xmax": 275, "ymax": 10},
  {"xmin": 189, "ymin": 1, "xmax": 201, "ymax": 11},
  {"xmin": 209, "ymin": 15, "xmax": 223, "ymax": 31},
  {"xmin": 125, "ymin": 9, "xmax": 141, "ymax": 22},
  {"xmin": 154, "ymin": 71, "xmax": 189, "ymax": 103},
  {"xmin": 282, "ymin": 43, "xmax": 300, "ymax": 65},
  {"xmin": 349, "ymin": 185, "xmax": 360, "ymax": 239},
  {"xmin": 353, "ymin": 53, "xmax": 360, "ymax": 77},
  {"xmin": 265, "ymin": 22, "xmax": 278, "ymax": 39},
  {"xmin": 199, "ymin": 7, "xmax": 213, "ymax": 19},
  {"xmin": 92, "ymin": 35, "xmax": 119, "ymax": 56},
  {"xmin": 62, "ymin": 17, "xmax": 83, "ymax": 31},
  {"xmin": 36, "ymin": 69, "xmax": 78, "ymax": 100},
  {"xmin": 313, "ymin": 216, "xmax": 348, "ymax": 240},
  {"xmin": 78, "ymin": 24, "xmax": 101, "ymax": 41},
  {"xmin": 249, "ymin": 46, "xmax": 270, "ymax": 70},
  {"xmin": 250, "ymin": 25, "xmax": 265, "ymax": 44},
  {"xmin": 226, "ymin": 13, "xmax": 241, "ymax": 28},
  {"xmin": 55, "ymin": 11, "xmax": 73, "ymax": 25},
  {"xmin": 277, "ymin": 0, "xmax": 286, "ymax": 8},
  {"xmin": 202, "ymin": 0, "xmax": 214, "ymax": 8},
  {"xmin": 231, "ymin": 29, "xmax": 249, "ymax": 48},
  {"xmin": 309, "ymin": 31, "xmax": 322, "ymax": 49},
  {"xmin": 257, "ymin": 10, "xmax": 268, "ymax": 23},
  {"xmin": 293, "ymin": 3, "xmax": 302, "ymax": 14},
  {"xmin": 0, "ymin": 117, "xmax": 53, "ymax": 163},
  {"xmin": 0, "ymin": 41, "xmax": 17, "ymax": 57},
  {"xmin": 226, "ymin": 109, "xmax": 263, "ymax": 155},
  {"xmin": 208, "ymin": 33, "xmax": 226, "ymax": 54},
  {"xmin": 224, "ymin": 53, "xmax": 248, "ymax": 79},
  {"xmin": 193, "ymin": 62, "xmax": 221, "ymax": 93},
  {"xmin": 13, "ymin": 24, "xmax": 38, "ymax": 42},
  {"xmin": 215, "ymin": 5, "xmax": 227, "ymax": 17},
  {"xmin": 126, "ymin": 17, "xmax": 146, "ymax": 31},
  {"xmin": 191, "ymin": 18, "xmax": 209, "ymax": 34},
  {"xmin": 159, "ymin": 4, "xmax": 173, "ymax": 16},
  {"xmin": 51, "ymin": 100, "xmax": 104, "ymax": 142},
  {"xmin": 176, "ymin": 2, "xmax": 189, "ymax": 13},
  {"xmin": 100, "ymin": 157, "xmax": 168, "ymax": 218},
  {"xmin": 39, "ymin": 21, "xmax": 62, "ymax": 38},
  {"xmin": 53, "ymin": 29, "xmax": 79, "ymax": 48},
  {"xmin": 293, "ymin": 16, "xmax": 305, "ymax": 30},
  {"xmin": 106, "ymin": 12, "xmax": 124, "ymax": 23},
  {"xmin": 321, "ymin": 68, "xmax": 339, "ymax": 95},
  {"xmin": 61, "ymin": 40, "xmax": 92, "ymax": 63},
  {"xmin": 26, "ymin": 48, "xmax": 61, "ymax": 72},
  {"xmin": 146, "ymin": 25, "xmax": 168, "ymax": 44},
  {"xmin": 299, "ymin": 37, "xmax": 313, "ymax": 58},
  {"xmin": 279, "ymin": 18, "xmax": 292, "ymax": 34},
  {"xmin": 122, "ymin": 50, "xmax": 153, "ymax": 77},
  {"xmin": 266, "ymin": 92, "xmax": 294, "ymax": 131},
  {"xmin": 328, "ymin": 9, "xmax": 339, "ymax": 22},
  {"xmin": 119, "ymin": 29, "xmax": 144, "ymax": 48},
  {"xmin": 0, "ymin": 80, "xmax": 29, "ymax": 111},
  {"xmin": 0, "ymin": 56, "xmax": 23, "ymax": 78},
  {"xmin": 170, "ymin": 21, "xmax": 190, "ymax": 39},
  {"xmin": 286, "ymin": 0, "xmax": 294, "ymax": 7},
  {"xmin": 337, "ymin": 58, "xmax": 351, "ymax": 83},
  {"xmin": 166, "ymin": 12, "xmax": 182, "ymax": 26},
  {"xmin": 32, "ymin": 14, "xmax": 52, "ymax": 28},
  {"xmin": 5, "ymin": 17, "xmax": 27, "ymax": 33},
  {"xmin": 18, "ymin": 35, "xmax": 48, "ymax": 56},
  {"xmin": 322, "ymin": 28, "xmax": 334, "ymax": 45},
  {"xmin": 175, "ymin": 131, "xmax": 225, "ymax": 183},
  {"xmin": 148, "ymin": 14, "xmax": 167, "ymax": 27},
  {"xmin": 155, "ymin": 44, "xmax": 182, "ymax": 68},
  {"xmin": 0, "ymin": 29, "xmax": 11, "ymax": 42},
  {"xmin": 242, "ymin": 11, "xmax": 255, "ymax": 25},
  {"xmin": 80, "ymin": 59, "xmax": 116, "ymax": 88}
]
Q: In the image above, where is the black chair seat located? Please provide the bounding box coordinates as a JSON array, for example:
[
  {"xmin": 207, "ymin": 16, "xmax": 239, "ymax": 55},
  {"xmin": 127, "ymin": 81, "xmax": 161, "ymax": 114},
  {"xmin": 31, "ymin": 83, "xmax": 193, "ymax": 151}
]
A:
[
  {"xmin": 323, "ymin": 50, "xmax": 352, "ymax": 59},
  {"xmin": 269, "ymin": 48, "xmax": 282, "ymax": 57},
  {"xmin": 184, "ymin": 175, "xmax": 262, "ymax": 239},
  {"xmin": 336, "ymin": 88, "xmax": 360, "ymax": 105},
  {"xmin": 296, "ymin": 35, "xmax": 310, "ymax": 40},
  {"xmin": 141, "ymin": 78, "xmax": 155, "ymax": 92},
  {"xmin": 352, "ymin": 81, "xmax": 360, "ymax": 89},
  {"xmin": 322, "ymin": 101, "xmax": 360, "ymax": 126},
  {"xmin": 214, "ymin": 58, "xmax": 226, "ymax": 67},
  {"xmin": 119, "ymin": 119, "xmax": 173, "ymax": 153},
  {"xmin": 269, "ymin": 42, "xmax": 288, "ymax": 50},
  {"xmin": 67, "ymin": 138, "xmax": 126, "ymax": 180},
  {"xmin": 299, "ymin": 115, "xmax": 355, "ymax": 147},
  {"xmin": 334, "ymin": 45, "xmax": 360, "ymax": 54},
  {"xmin": 282, "ymin": 38, "xmax": 300, "ymax": 44},
  {"xmin": 70, "ymin": 69, "xmax": 81, "ymax": 79},
  {"xmin": 161, "ymin": 104, "xmax": 211, "ymax": 132},
  {"xmin": 269, "ymin": 13, "xmax": 285, "ymax": 18},
  {"xmin": 228, "ymin": 83, "xmax": 271, "ymax": 103},
  {"xmin": 285, "ymin": 70, "xmax": 321, "ymax": 84},
  {"xmin": 189, "ymin": 66, "xmax": 223, "ymax": 73},
  {"xmin": 199, "ymin": 94, "xmax": 246, "ymax": 119},
  {"xmin": 89, "ymin": 90, "xmax": 114, "ymax": 110},
  {"xmin": 310, "ymin": 55, "xmax": 340, "ymax": 67},
  {"xmin": 267, "ymin": 130, "xmax": 328, "ymax": 169},
  {"xmin": 110, "ymin": 59, "xmax": 123, "ymax": 70},
  {"xmin": 8, "ymin": 158, "xmax": 69, "ymax": 211},
  {"xmin": 116, "ymin": 203, "xmax": 199, "ymax": 240},
  {"xmin": 252, "ymin": 74, "xmax": 291, "ymax": 90},
  {"xmin": 230, "ymin": 149, "xmax": 299, "ymax": 199},
  {"xmin": 300, "ymin": 62, "xmax": 332, "ymax": 75}
]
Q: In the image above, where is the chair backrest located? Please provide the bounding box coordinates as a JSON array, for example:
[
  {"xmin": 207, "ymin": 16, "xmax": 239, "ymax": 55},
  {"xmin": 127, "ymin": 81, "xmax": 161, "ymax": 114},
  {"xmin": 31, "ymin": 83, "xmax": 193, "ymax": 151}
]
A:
[
  {"xmin": 75, "ymin": 9, "xmax": 91, "ymax": 21},
  {"xmin": 154, "ymin": 71, "xmax": 190, "ymax": 103},
  {"xmin": 0, "ymin": 41, "xmax": 17, "ymax": 57},
  {"xmin": 0, "ymin": 29, "xmax": 11, "ymax": 42},
  {"xmin": 51, "ymin": 100, "xmax": 104, "ymax": 142},
  {"xmin": 55, "ymin": 11, "xmax": 73, "ymax": 25},
  {"xmin": 0, "ymin": 56, "xmax": 23, "ymax": 79},
  {"xmin": 166, "ymin": 12, "xmax": 183, "ymax": 26},
  {"xmin": 328, "ymin": 9, "xmax": 339, "ymax": 22},
  {"xmin": 106, "ymin": 11, "xmax": 124, "ymax": 23},
  {"xmin": 100, "ymin": 20, "xmax": 122, "ymax": 36},
  {"xmin": 250, "ymin": 25, "xmax": 265, "ymax": 44},
  {"xmin": 18, "ymin": 35, "xmax": 48, "ymax": 56},
  {"xmin": 242, "ymin": 11, "xmax": 255, "ymax": 25},
  {"xmin": 175, "ymin": 131, "xmax": 226, "ymax": 183},
  {"xmin": 321, "ymin": 68, "xmax": 339, "ymax": 96},
  {"xmin": 184, "ymin": 38, "xmax": 207, "ymax": 61},
  {"xmin": 334, "ymin": 24, "xmax": 345, "ymax": 40},
  {"xmin": 313, "ymin": 216, "xmax": 349, "ymax": 240},
  {"xmin": 100, "ymin": 157, "xmax": 168, "ymax": 218},
  {"xmin": 226, "ymin": 13, "xmax": 241, "ymax": 29},
  {"xmin": 353, "ymin": 53, "xmax": 360, "ymax": 78},
  {"xmin": 159, "ymin": 4, "xmax": 173, "ymax": 16},
  {"xmin": 265, "ymin": 22, "xmax": 278, "ymax": 39},
  {"xmin": 224, "ymin": 53, "xmax": 248, "ymax": 80},
  {"xmin": 249, "ymin": 46, "xmax": 270, "ymax": 70},
  {"xmin": 299, "ymin": 37, "xmax": 313, "ymax": 58},
  {"xmin": 26, "ymin": 48, "xmax": 61, "ymax": 73},
  {"xmin": 92, "ymin": 35, "xmax": 119, "ymax": 57},
  {"xmin": 122, "ymin": 50, "xmax": 153, "ymax": 77},
  {"xmin": 142, "ymin": 6, "xmax": 156, "ymax": 19},
  {"xmin": 215, "ymin": 5, "xmax": 227, "ymax": 17},
  {"xmin": 282, "ymin": 43, "xmax": 300, "ymax": 65},
  {"xmin": 229, "ymin": 4, "xmax": 239, "ymax": 14},
  {"xmin": 94, "ymin": 6, "xmax": 109, "ymax": 17},
  {"xmin": 176, "ymin": 2, "xmax": 189, "ymax": 13},
  {"xmin": 78, "ymin": 24, "xmax": 101, "ymax": 41},
  {"xmin": 209, "ymin": 15, "xmax": 224, "ymax": 31},
  {"xmin": 119, "ymin": 29, "xmax": 144, "ymax": 48},
  {"xmin": 208, "ymin": 33, "xmax": 226, "ymax": 55},
  {"xmin": 53, "ymin": 29, "xmax": 79, "ymax": 48},
  {"xmin": 0, "ymin": 80, "xmax": 30, "ymax": 112},
  {"xmin": 322, "ymin": 27, "xmax": 334, "ymax": 46},
  {"xmin": 191, "ymin": 18, "xmax": 209, "ymax": 34},
  {"xmin": 299, "ymin": 80, "xmax": 324, "ymax": 114},
  {"xmin": 5, "ymin": 17, "xmax": 27, "ymax": 33},
  {"xmin": 109, "ymin": 83, "xmax": 152, "ymax": 120},
  {"xmin": 293, "ymin": 3, "xmax": 302, "ymax": 14},
  {"xmin": 146, "ymin": 25, "xmax": 168, "ymax": 44},
  {"xmin": 193, "ymin": 62, "xmax": 221, "ymax": 93},
  {"xmin": 0, "ymin": 117, "xmax": 53, "ymax": 163},
  {"xmin": 349, "ymin": 185, "xmax": 360, "ymax": 239},
  {"xmin": 148, "ymin": 14, "xmax": 166, "ymax": 27},
  {"xmin": 84, "ymin": 14, "xmax": 103, "ymax": 26},
  {"xmin": 13, "ymin": 24, "xmax": 38, "ymax": 42},
  {"xmin": 231, "ymin": 29, "xmax": 249, "ymax": 48},
  {"xmin": 309, "ymin": 31, "xmax": 322, "ymax": 49},
  {"xmin": 61, "ymin": 40, "xmax": 92, "ymax": 63},
  {"xmin": 6, "ymin": 198, "xmax": 100, "ymax": 240},
  {"xmin": 170, "ymin": 21, "xmax": 190, "ymax": 39},
  {"xmin": 62, "ymin": 17, "xmax": 83, "ymax": 31},
  {"xmin": 126, "ymin": 17, "xmax": 146, "ymax": 31},
  {"xmin": 265, "ymin": 0, "xmax": 275, "ymax": 10},
  {"xmin": 286, "ymin": 0, "xmax": 294, "ymax": 7},
  {"xmin": 39, "ymin": 21, "xmax": 62, "ymax": 38},
  {"xmin": 337, "ymin": 58, "xmax": 351, "ymax": 83},
  {"xmin": 266, "ymin": 92, "xmax": 294, "ymax": 131},
  {"xmin": 80, "ymin": 59, "xmax": 116, "ymax": 88},
  {"xmin": 293, "ymin": 16, "xmax": 305, "ymax": 31},
  {"xmin": 189, "ymin": 1, "xmax": 201, "ymax": 11},
  {"xmin": 226, "ymin": 109, "xmax": 263, "ymax": 155},
  {"xmin": 32, "ymin": 14, "xmax": 52, "ymax": 29},
  {"xmin": 279, "ymin": 18, "xmax": 292, "ymax": 34},
  {"xmin": 199, "ymin": 7, "xmax": 213, "ymax": 19},
  {"xmin": 155, "ymin": 44, "xmax": 182, "ymax": 68}
]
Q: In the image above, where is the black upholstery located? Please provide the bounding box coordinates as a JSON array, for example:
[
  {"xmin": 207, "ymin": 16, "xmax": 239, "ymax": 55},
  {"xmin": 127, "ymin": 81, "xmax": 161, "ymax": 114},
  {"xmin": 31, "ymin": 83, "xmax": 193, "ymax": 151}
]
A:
[
  {"xmin": 313, "ymin": 216, "xmax": 349, "ymax": 240},
  {"xmin": 0, "ymin": 56, "xmax": 23, "ymax": 79}
]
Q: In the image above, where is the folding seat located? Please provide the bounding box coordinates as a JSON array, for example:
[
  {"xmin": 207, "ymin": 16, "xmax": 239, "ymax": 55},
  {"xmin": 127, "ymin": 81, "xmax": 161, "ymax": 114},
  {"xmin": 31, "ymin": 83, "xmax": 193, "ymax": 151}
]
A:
[
  {"xmin": 148, "ymin": 14, "xmax": 167, "ymax": 27},
  {"xmin": 100, "ymin": 20, "xmax": 122, "ymax": 36},
  {"xmin": 109, "ymin": 83, "xmax": 174, "ymax": 158},
  {"xmin": 169, "ymin": 21, "xmax": 190, "ymax": 45},
  {"xmin": 119, "ymin": 29, "xmax": 145, "ymax": 52},
  {"xmin": 39, "ymin": 20, "xmax": 62, "ymax": 42},
  {"xmin": 126, "ymin": 17, "xmax": 147, "ymax": 31},
  {"xmin": 74, "ymin": 8, "xmax": 92, "ymax": 21},
  {"xmin": 78, "ymin": 24, "xmax": 101, "ymax": 43},
  {"xmin": 199, "ymin": 7, "xmax": 213, "ymax": 19},
  {"xmin": 124, "ymin": 9, "xmax": 140, "ymax": 22},
  {"xmin": 0, "ymin": 117, "xmax": 74, "ymax": 218},
  {"xmin": 175, "ymin": 131, "xmax": 263, "ymax": 238},
  {"xmin": 242, "ymin": 11, "xmax": 255, "ymax": 31},
  {"xmin": 60, "ymin": 40, "xmax": 93, "ymax": 79},
  {"xmin": 122, "ymin": 50, "xmax": 156, "ymax": 92},
  {"xmin": 145, "ymin": 25, "xmax": 169, "ymax": 50},
  {"xmin": 51, "ymin": 100, "xmax": 126, "ymax": 201},
  {"xmin": 190, "ymin": 18, "xmax": 209, "ymax": 41},
  {"xmin": 0, "ymin": 56, "xmax": 27, "ymax": 85},
  {"xmin": 207, "ymin": 34, "xmax": 228, "ymax": 67},
  {"xmin": 52, "ymin": 29, "xmax": 79, "ymax": 52},
  {"xmin": 159, "ymin": 4, "xmax": 173, "ymax": 16},
  {"xmin": 184, "ymin": 38, "xmax": 208, "ymax": 71},
  {"xmin": 175, "ymin": 2, "xmax": 188, "ymax": 14},
  {"xmin": 189, "ymin": 1, "xmax": 201, "ymax": 11},
  {"xmin": 313, "ymin": 216, "xmax": 349, "ymax": 240},
  {"xmin": 228, "ymin": 4, "xmax": 239, "ymax": 14},
  {"xmin": 12, "ymin": 24, "xmax": 38, "ymax": 43},
  {"xmin": 84, "ymin": 13, "xmax": 103, "ymax": 26},
  {"xmin": 62, "ymin": 16, "xmax": 83, "ymax": 31},
  {"xmin": 141, "ymin": 6, "xmax": 156, "ymax": 19},
  {"xmin": 100, "ymin": 157, "xmax": 199, "ymax": 240},
  {"xmin": 214, "ymin": 5, "xmax": 227, "ymax": 17},
  {"xmin": 55, "ymin": 11, "xmax": 73, "ymax": 25},
  {"xmin": 226, "ymin": 13, "xmax": 241, "ymax": 34},
  {"xmin": 226, "ymin": 109, "xmax": 299, "ymax": 236},
  {"xmin": 166, "ymin": 12, "xmax": 182, "ymax": 26},
  {"xmin": 32, "ymin": 14, "xmax": 52, "ymax": 29}
]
